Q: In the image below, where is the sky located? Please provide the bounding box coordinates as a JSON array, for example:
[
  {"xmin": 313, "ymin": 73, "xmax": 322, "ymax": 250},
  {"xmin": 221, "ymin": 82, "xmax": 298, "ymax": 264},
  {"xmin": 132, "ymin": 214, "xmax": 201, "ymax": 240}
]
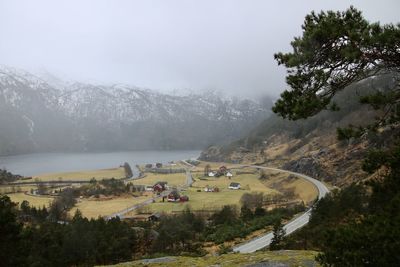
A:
[{"xmin": 0, "ymin": 0, "xmax": 399, "ymax": 98}]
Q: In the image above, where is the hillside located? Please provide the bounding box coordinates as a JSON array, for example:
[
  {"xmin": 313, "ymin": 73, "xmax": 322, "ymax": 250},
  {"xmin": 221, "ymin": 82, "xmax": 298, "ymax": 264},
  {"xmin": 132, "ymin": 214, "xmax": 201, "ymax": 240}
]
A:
[
  {"xmin": 200, "ymin": 74, "xmax": 399, "ymax": 187},
  {"xmin": 104, "ymin": 250, "xmax": 319, "ymax": 267},
  {"xmin": 0, "ymin": 65, "xmax": 272, "ymax": 155}
]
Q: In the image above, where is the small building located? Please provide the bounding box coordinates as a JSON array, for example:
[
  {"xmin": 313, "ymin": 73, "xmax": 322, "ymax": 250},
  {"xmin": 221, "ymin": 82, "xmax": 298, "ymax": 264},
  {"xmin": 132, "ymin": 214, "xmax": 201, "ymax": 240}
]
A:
[
  {"xmin": 204, "ymin": 186, "xmax": 220, "ymax": 192},
  {"xmin": 167, "ymin": 190, "xmax": 180, "ymax": 202},
  {"xmin": 228, "ymin": 182, "xmax": 241, "ymax": 190},
  {"xmin": 204, "ymin": 185, "xmax": 213, "ymax": 192},
  {"xmin": 179, "ymin": 195, "xmax": 189, "ymax": 202},
  {"xmin": 153, "ymin": 181, "xmax": 168, "ymax": 193},
  {"xmin": 226, "ymin": 171, "xmax": 233, "ymax": 178},
  {"xmin": 145, "ymin": 185, "xmax": 154, "ymax": 191},
  {"xmin": 208, "ymin": 171, "xmax": 215, "ymax": 177},
  {"xmin": 219, "ymin": 166, "xmax": 227, "ymax": 173}
]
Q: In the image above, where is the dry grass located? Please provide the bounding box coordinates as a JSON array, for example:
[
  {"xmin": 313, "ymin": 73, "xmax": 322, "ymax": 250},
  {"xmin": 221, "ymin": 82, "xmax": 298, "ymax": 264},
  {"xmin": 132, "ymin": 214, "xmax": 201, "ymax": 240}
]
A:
[
  {"xmin": 132, "ymin": 173, "xmax": 186, "ymax": 187},
  {"xmin": 0, "ymin": 185, "xmax": 37, "ymax": 194},
  {"xmin": 6, "ymin": 193, "xmax": 54, "ymax": 207},
  {"xmin": 192, "ymin": 173, "xmax": 277, "ymax": 194},
  {"xmin": 146, "ymin": 173, "xmax": 279, "ymax": 213},
  {"xmin": 192, "ymin": 161, "xmax": 242, "ymax": 172},
  {"xmin": 70, "ymin": 194, "xmax": 152, "ymax": 219},
  {"xmin": 104, "ymin": 250, "xmax": 320, "ymax": 267},
  {"xmin": 33, "ymin": 167, "xmax": 126, "ymax": 182},
  {"xmin": 261, "ymin": 171, "xmax": 318, "ymax": 204}
]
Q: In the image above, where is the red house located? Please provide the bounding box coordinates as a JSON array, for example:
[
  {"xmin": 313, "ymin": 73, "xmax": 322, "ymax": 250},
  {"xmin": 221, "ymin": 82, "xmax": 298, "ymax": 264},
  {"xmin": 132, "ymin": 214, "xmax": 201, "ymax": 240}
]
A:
[
  {"xmin": 167, "ymin": 190, "xmax": 180, "ymax": 202},
  {"xmin": 153, "ymin": 181, "xmax": 168, "ymax": 193}
]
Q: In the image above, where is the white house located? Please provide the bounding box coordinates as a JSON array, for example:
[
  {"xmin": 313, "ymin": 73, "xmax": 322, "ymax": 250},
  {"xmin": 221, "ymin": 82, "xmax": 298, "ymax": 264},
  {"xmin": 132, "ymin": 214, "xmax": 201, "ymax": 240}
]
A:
[
  {"xmin": 208, "ymin": 171, "xmax": 215, "ymax": 177},
  {"xmin": 145, "ymin": 185, "xmax": 154, "ymax": 191},
  {"xmin": 204, "ymin": 186, "xmax": 213, "ymax": 192},
  {"xmin": 226, "ymin": 171, "xmax": 233, "ymax": 178},
  {"xmin": 228, "ymin": 182, "xmax": 241, "ymax": 190}
]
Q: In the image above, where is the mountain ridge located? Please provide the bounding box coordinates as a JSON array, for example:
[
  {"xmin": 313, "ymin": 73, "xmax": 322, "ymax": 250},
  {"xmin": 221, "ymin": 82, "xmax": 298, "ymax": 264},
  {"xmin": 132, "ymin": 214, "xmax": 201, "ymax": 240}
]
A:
[{"xmin": 0, "ymin": 65, "xmax": 272, "ymax": 155}]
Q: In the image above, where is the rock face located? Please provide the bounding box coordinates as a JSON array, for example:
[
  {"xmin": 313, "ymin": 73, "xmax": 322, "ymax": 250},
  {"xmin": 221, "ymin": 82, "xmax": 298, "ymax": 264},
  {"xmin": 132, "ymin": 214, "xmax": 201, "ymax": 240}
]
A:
[
  {"xmin": 198, "ymin": 146, "xmax": 226, "ymax": 162},
  {"xmin": 0, "ymin": 65, "xmax": 271, "ymax": 155},
  {"xmin": 282, "ymin": 157, "xmax": 333, "ymax": 182}
]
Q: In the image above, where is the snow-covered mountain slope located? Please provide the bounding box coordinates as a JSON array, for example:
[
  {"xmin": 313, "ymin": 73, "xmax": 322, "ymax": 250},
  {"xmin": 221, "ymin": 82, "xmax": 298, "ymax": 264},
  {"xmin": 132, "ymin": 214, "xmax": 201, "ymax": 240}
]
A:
[{"xmin": 0, "ymin": 66, "xmax": 271, "ymax": 155}]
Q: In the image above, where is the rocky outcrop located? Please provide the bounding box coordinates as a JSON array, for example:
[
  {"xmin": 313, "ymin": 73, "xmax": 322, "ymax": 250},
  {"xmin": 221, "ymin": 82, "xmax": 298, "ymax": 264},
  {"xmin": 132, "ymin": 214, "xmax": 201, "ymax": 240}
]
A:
[{"xmin": 283, "ymin": 157, "xmax": 333, "ymax": 182}]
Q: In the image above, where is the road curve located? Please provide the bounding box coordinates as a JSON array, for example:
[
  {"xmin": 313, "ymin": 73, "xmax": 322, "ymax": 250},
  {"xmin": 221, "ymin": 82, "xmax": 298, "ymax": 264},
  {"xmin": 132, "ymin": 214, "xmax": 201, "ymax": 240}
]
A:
[{"xmin": 233, "ymin": 165, "xmax": 329, "ymax": 253}]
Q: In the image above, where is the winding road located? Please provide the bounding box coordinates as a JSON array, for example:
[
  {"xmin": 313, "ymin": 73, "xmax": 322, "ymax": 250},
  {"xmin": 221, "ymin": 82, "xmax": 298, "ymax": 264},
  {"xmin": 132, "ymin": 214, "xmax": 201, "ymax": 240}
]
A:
[{"xmin": 233, "ymin": 165, "xmax": 329, "ymax": 253}]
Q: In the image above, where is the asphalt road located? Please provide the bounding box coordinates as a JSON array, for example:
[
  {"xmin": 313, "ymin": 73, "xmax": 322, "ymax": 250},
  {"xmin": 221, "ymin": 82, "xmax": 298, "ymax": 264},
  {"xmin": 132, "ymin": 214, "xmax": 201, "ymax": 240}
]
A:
[
  {"xmin": 232, "ymin": 165, "xmax": 329, "ymax": 253},
  {"xmin": 181, "ymin": 160, "xmax": 195, "ymax": 187}
]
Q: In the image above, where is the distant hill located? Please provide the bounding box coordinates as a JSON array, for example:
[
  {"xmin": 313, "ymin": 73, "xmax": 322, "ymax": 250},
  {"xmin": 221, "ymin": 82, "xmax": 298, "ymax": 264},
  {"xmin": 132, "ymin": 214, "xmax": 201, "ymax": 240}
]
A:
[
  {"xmin": 0, "ymin": 65, "xmax": 272, "ymax": 155},
  {"xmin": 200, "ymin": 74, "xmax": 399, "ymax": 187}
]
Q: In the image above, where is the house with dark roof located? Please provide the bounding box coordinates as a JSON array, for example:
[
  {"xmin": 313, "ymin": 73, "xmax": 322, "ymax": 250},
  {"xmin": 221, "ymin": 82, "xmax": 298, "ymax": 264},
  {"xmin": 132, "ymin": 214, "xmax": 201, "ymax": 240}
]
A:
[{"xmin": 153, "ymin": 181, "xmax": 168, "ymax": 192}]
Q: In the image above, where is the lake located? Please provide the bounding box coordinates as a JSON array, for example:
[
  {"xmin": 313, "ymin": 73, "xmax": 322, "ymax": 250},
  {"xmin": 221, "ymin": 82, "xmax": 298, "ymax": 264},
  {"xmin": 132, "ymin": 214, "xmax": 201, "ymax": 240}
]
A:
[{"xmin": 0, "ymin": 150, "xmax": 201, "ymax": 176}]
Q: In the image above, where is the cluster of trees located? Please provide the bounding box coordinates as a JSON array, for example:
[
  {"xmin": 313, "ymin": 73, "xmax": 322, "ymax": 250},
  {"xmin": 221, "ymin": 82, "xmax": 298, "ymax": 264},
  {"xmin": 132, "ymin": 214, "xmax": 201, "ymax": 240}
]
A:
[
  {"xmin": 123, "ymin": 162, "xmax": 133, "ymax": 178},
  {"xmin": 149, "ymin": 203, "xmax": 305, "ymax": 254},
  {"xmin": 152, "ymin": 209, "xmax": 206, "ymax": 255},
  {"xmin": 1, "ymin": 189, "xmax": 309, "ymax": 265},
  {"xmin": 48, "ymin": 188, "xmax": 77, "ymax": 221},
  {"xmin": 0, "ymin": 195, "xmax": 138, "ymax": 266},
  {"xmin": 76, "ymin": 178, "xmax": 140, "ymax": 198},
  {"xmin": 205, "ymin": 203, "xmax": 304, "ymax": 244},
  {"xmin": 271, "ymin": 7, "xmax": 400, "ymax": 266},
  {"xmin": 0, "ymin": 168, "xmax": 23, "ymax": 184}
]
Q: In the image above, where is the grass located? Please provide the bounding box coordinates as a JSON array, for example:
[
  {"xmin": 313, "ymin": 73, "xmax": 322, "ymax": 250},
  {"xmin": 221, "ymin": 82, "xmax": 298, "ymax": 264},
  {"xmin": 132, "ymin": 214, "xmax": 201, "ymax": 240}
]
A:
[
  {"xmin": 132, "ymin": 173, "xmax": 187, "ymax": 187},
  {"xmin": 70, "ymin": 194, "xmax": 152, "ymax": 219},
  {"xmin": 0, "ymin": 185, "xmax": 37, "ymax": 194},
  {"xmin": 103, "ymin": 250, "xmax": 320, "ymax": 267},
  {"xmin": 33, "ymin": 167, "xmax": 126, "ymax": 182},
  {"xmin": 191, "ymin": 161, "xmax": 242, "ymax": 173},
  {"xmin": 261, "ymin": 171, "xmax": 318, "ymax": 204},
  {"xmin": 6, "ymin": 192, "xmax": 54, "ymax": 208},
  {"xmin": 146, "ymin": 173, "xmax": 279, "ymax": 213}
]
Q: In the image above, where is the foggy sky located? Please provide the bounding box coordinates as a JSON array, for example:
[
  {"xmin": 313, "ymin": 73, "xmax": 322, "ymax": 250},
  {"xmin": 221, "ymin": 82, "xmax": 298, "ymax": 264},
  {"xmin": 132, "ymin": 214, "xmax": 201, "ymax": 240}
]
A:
[{"xmin": 0, "ymin": 0, "xmax": 399, "ymax": 98}]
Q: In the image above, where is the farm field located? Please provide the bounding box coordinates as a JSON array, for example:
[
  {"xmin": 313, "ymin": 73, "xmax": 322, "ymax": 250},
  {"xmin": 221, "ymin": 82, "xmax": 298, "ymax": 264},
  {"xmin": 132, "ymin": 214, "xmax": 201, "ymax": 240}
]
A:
[
  {"xmin": 33, "ymin": 167, "xmax": 126, "ymax": 182},
  {"xmin": 4, "ymin": 164, "xmax": 319, "ymax": 219},
  {"xmin": 70, "ymin": 194, "xmax": 152, "ymax": 219},
  {"xmin": 146, "ymin": 173, "xmax": 280, "ymax": 213},
  {"xmin": 0, "ymin": 185, "xmax": 37, "ymax": 194},
  {"xmin": 132, "ymin": 172, "xmax": 186, "ymax": 187},
  {"xmin": 191, "ymin": 161, "xmax": 242, "ymax": 172},
  {"xmin": 7, "ymin": 192, "xmax": 54, "ymax": 208}
]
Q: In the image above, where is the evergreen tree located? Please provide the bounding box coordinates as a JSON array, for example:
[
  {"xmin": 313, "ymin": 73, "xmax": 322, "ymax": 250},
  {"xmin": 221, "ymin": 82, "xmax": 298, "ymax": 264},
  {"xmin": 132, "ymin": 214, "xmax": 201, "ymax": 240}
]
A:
[
  {"xmin": 270, "ymin": 219, "xmax": 286, "ymax": 250},
  {"xmin": 0, "ymin": 195, "xmax": 26, "ymax": 266},
  {"xmin": 273, "ymin": 6, "xmax": 400, "ymax": 266},
  {"xmin": 123, "ymin": 162, "xmax": 133, "ymax": 178}
]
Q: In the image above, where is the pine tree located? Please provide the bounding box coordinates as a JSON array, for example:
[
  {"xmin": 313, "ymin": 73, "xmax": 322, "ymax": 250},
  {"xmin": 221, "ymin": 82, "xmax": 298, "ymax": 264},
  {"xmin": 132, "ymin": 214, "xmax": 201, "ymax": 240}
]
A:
[
  {"xmin": 273, "ymin": 6, "xmax": 400, "ymax": 266},
  {"xmin": 270, "ymin": 219, "xmax": 286, "ymax": 250}
]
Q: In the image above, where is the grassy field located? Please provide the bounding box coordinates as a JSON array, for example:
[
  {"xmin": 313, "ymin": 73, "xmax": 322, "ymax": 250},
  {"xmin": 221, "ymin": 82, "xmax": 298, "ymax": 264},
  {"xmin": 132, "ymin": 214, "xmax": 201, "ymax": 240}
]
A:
[
  {"xmin": 0, "ymin": 185, "xmax": 37, "ymax": 194},
  {"xmin": 146, "ymin": 173, "xmax": 279, "ymax": 213},
  {"xmin": 104, "ymin": 250, "xmax": 320, "ymax": 267},
  {"xmin": 132, "ymin": 173, "xmax": 187, "ymax": 187},
  {"xmin": 191, "ymin": 161, "xmax": 242, "ymax": 173},
  {"xmin": 7, "ymin": 193, "xmax": 54, "ymax": 207},
  {"xmin": 33, "ymin": 167, "xmax": 126, "ymax": 182},
  {"xmin": 70, "ymin": 194, "xmax": 152, "ymax": 219},
  {"xmin": 261, "ymin": 171, "xmax": 318, "ymax": 204}
]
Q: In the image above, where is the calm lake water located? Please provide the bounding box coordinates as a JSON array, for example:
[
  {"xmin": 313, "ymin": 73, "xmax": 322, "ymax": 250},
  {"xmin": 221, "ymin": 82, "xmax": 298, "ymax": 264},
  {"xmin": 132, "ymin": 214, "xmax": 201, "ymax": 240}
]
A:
[{"xmin": 0, "ymin": 150, "xmax": 200, "ymax": 176}]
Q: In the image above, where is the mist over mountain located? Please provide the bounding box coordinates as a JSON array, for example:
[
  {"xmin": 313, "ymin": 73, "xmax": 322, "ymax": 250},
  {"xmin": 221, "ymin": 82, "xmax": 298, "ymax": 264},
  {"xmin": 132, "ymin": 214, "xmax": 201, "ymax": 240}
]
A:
[{"xmin": 0, "ymin": 66, "xmax": 272, "ymax": 156}]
